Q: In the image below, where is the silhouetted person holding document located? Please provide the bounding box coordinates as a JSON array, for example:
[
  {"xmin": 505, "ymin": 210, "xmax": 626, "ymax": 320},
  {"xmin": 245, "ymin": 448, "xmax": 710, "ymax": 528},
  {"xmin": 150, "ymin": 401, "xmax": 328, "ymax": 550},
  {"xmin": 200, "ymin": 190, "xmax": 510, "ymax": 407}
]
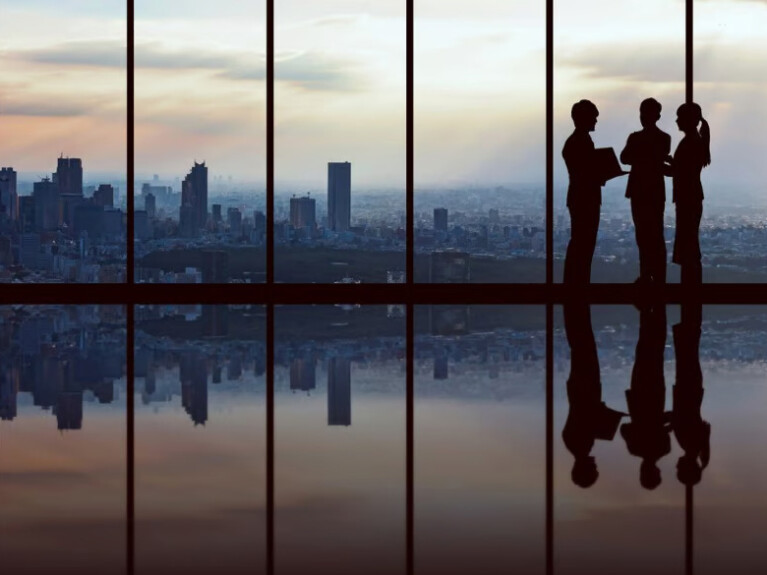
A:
[
  {"xmin": 563, "ymin": 100, "xmax": 627, "ymax": 285},
  {"xmin": 672, "ymin": 304, "xmax": 709, "ymax": 486},
  {"xmin": 563, "ymin": 302, "xmax": 625, "ymax": 488},
  {"xmin": 665, "ymin": 103, "xmax": 711, "ymax": 285},
  {"xmin": 563, "ymin": 100, "xmax": 602, "ymax": 285},
  {"xmin": 621, "ymin": 98, "xmax": 671, "ymax": 285},
  {"xmin": 620, "ymin": 304, "xmax": 670, "ymax": 489}
]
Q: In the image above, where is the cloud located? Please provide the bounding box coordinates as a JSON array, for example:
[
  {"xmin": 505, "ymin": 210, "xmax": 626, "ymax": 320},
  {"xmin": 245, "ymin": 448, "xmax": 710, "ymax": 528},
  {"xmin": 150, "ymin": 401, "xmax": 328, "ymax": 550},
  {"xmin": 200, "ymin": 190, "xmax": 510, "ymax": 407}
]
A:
[
  {"xmin": 223, "ymin": 51, "xmax": 365, "ymax": 91},
  {"xmin": 9, "ymin": 40, "xmax": 126, "ymax": 68},
  {"xmin": 559, "ymin": 41, "xmax": 767, "ymax": 84},
  {"xmin": 558, "ymin": 43, "xmax": 685, "ymax": 83},
  {"xmin": 6, "ymin": 40, "xmax": 364, "ymax": 92},
  {"xmin": 0, "ymin": 92, "xmax": 112, "ymax": 117}
]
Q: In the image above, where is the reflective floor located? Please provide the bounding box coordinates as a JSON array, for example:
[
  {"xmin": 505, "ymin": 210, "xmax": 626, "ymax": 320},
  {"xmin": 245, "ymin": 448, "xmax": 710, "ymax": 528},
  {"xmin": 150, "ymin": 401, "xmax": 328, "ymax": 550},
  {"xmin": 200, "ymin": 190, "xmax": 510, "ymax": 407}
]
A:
[{"xmin": 0, "ymin": 304, "xmax": 765, "ymax": 574}]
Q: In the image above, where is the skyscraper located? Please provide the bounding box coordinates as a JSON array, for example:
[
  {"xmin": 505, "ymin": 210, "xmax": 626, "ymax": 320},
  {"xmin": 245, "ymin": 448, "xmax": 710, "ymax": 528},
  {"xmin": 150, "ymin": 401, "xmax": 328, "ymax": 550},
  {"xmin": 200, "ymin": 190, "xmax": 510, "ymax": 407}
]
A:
[
  {"xmin": 327, "ymin": 162, "xmax": 351, "ymax": 232},
  {"xmin": 56, "ymin": 157, "xmax": 83, "ymax": 196},
  {"xmin": 434, "ymin": 207, "xmax": 448, "ymax": 231},
  {"xmin": 93, "ymin": 184, "xmax": 114, "ymax": 208},
  {"xmin": 33, "ymin": 177, "xmax": 60, "ymax": 231},
  {"xmin": 327, "ymin": 357, "xmax": 351, "ymax": 426},
  {"xmin": 0, "ymin": 167, "xmax": 18, "ymax": 221},
  {"xmin": 290, "ymin": 194, "xmax": 316, "ymax": 230},
  {"xmin": 181, "ymin": 161, "xmax": 208, "ymax": 231}
]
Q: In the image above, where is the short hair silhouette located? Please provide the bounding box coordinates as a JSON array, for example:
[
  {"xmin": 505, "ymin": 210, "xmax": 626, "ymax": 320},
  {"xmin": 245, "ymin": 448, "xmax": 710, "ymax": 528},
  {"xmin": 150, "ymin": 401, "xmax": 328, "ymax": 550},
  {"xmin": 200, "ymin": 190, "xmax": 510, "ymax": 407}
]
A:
[
  {"xmin": 571, "ymin": 99, "xmax": 599, "ymax": 129},
  {"xmin": 640, "ymin": 460, "xmax": 662, "ymax": 490},
  {"xmin": 572, "ymin": 457, "xmax": 598, "ymax": 488},
  {"xmin": 677, "ymin": 455, "xmax": 703, "ymax": 486},
  {"xmin": 640, "ymin": 98, "xmax": 662, "ymax": 123}
]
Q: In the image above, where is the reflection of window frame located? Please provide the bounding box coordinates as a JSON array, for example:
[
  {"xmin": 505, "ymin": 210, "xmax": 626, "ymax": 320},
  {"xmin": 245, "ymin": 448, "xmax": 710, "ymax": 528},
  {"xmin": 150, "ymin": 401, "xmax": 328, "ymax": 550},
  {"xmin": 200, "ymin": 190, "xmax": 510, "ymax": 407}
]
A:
[{"xmin": 1, "ymin": 2, "xmax": 726, "ymax": 574}]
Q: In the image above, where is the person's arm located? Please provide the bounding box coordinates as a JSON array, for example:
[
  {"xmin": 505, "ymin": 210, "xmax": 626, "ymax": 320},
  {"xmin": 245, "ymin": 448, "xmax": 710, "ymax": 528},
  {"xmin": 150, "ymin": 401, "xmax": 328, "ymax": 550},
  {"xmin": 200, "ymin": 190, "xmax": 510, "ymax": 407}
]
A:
[{"xmin": 620, "ymin": 133, "xmax": 635, "ymax": 165}]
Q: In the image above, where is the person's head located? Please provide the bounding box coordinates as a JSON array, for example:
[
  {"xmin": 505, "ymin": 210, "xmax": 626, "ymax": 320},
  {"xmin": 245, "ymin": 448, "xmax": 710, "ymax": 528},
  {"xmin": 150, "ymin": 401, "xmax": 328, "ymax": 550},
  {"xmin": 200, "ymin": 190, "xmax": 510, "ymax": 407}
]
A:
[
  {"xmin": 676, "ymin": 102, "xmax": 712, "ymax": 167},
  {"xmin": 640, "ymin": 98, "xmax": 662, "ymax": 128},
  {"xmin": 571, "ymin": 99, "xmax": 599, "ymax": 132},
  {"xmin": 572, "ymin": 455, "xmax": 599, "ymax": 488},
  {"xmin": 676, "ymin": 102, "xmax": 703, "ymax": 133},
  {"xmin": 677, "ymin": 455, "xmax": 703, "ymax": 486},
  {"xmin": 640, "ymin": 460, "xmax": 662, "ymax": 490}
]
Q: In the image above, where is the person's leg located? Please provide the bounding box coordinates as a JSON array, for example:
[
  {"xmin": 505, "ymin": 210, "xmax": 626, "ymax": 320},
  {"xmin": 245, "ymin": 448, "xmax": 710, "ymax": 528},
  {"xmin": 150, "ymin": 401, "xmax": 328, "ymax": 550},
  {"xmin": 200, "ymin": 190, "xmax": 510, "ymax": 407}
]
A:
[
  {"xmin": 632, "ymin": 199, "xmax": 649, "ymax": 282},
  {"xmin": 651, "ymin": 203, "xmax": 667, "ymax": 284},
  {"xmin": 582, "ymin": 202, "xmax": 600, "ymax": 284}
]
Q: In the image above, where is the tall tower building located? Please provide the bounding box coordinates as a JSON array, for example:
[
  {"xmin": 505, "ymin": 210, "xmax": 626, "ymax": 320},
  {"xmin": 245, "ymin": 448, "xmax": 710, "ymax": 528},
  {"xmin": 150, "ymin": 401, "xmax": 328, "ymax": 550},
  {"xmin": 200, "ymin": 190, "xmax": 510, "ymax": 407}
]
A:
[
  {"xmin": 433, "ymin": 207, "xmax": 448, "ymax": 231},
  {"xmin": 182, "ymin": 161, "xmax": 208, "ymax": 231},
  {"xmin": 33, "ymin": 177, "xmax": 60, "ymax": 231},
  {"xmin": 327, "ymin": 162, "xmax": 351, "ymax": 232},
  {"xmin": 289, "ymin": 194, "xmax": 316, "ymax": 229},
  {"xmin": 327, "ymin": 357, "xmax": 351, "ymax": 426},
  {"xmin": 0, "ymin": 167, "xmax": 18, "ymax": 221},
  {"xmin": 56, "ymin": 157, "xmax": 83, "ymax": 196}
]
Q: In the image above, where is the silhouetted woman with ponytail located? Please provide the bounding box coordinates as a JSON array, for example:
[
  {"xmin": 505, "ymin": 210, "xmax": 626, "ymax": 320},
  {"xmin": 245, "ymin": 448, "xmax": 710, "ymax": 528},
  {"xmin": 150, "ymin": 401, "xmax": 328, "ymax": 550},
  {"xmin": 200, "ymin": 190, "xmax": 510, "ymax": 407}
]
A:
[{"xmin": 665, "ymin": 103, "xmax": 710, "ymax": 284}]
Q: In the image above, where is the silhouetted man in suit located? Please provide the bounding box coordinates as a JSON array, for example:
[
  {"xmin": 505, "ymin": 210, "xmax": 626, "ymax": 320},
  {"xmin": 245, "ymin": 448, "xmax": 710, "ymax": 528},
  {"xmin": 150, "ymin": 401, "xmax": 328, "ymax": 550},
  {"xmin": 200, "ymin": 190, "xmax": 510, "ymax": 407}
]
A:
[
  {"xmin": 672, "ymin": 304, "xmax": 710, "ymax": 486},
  {"xmin": 621, "ymin": 98, "xmax": 671, "ymax": 285},
  {"xmin": 563, "ymin": 302, "xmax": 625, "ymax": 488},
  {"xmin": 620, "ymin": 304, "xmax": 670, "ymax": 489},
  {"xmin": 563, "ymin": 100, "xmax": 603, "ymax": 285}
]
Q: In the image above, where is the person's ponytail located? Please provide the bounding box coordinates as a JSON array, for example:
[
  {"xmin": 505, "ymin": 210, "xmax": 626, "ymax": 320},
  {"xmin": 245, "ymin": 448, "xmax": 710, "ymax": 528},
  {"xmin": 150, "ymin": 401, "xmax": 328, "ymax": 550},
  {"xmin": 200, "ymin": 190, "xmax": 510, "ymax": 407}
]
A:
[{"xmin": 699, "ymin": 118, "xmax": 711, "ymax": 167}]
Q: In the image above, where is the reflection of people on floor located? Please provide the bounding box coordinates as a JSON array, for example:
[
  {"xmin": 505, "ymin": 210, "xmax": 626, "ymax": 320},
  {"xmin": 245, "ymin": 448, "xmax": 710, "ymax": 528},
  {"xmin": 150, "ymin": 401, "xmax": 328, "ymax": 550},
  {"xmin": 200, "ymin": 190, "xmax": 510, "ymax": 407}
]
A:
[
  {"xmin": 620, "ymin": 304, "xmax": 670, "ymax": 489},
  {"xmin": 672, "ymin": 304, "xmax": 710, "ymax": 486},
  {"xmin": 563, "ymin": 303, "xmax": 625, "ymax": 488}
]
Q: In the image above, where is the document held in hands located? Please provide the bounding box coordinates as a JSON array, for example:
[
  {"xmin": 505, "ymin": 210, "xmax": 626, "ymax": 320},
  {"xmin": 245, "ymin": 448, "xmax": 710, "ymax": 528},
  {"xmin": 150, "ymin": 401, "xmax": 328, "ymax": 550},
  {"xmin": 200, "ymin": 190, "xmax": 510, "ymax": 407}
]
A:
[{"xmin": 595, "ymin": 147, "xmax": 629, "ymax": 183}]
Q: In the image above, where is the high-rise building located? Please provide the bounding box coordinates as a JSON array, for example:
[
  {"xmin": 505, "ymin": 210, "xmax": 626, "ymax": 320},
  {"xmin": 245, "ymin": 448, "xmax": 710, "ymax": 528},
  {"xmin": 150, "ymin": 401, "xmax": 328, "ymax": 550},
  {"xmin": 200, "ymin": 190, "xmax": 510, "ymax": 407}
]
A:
[
  {"xmin": 93, "ymin": 184, "xmax": 114, "ymax": 208},
  {"xmin": 0, "ymin": 167, "xmax": 18, "ymax": 221},
  {"xmin": 56, "ymin": 157, "xmax": 83, "ymax": 196},
  {"xmin": 33, "ymin": 177, "xmax": 60, "ymax": 231},
  {"xmin": 290, "ymin": 358, "xmax": 316, "ymax": 392},
  {"xmin": 327, "ymin": 162, "xmax": 351, "ymax": 232},
  {"xmin": 19, "ymin": 196, "xmax": 35, "ymax": 233},
  {"xmin": 254, "ymin": 211, "xmax": 266, "ymax": 232},
  {"xmin": 227, "ymin": 207, "xmax": 242, "ymax": 235},
  {"xmin": 434, "ymin": 207, "xmax": 448, "ymax": 231},
  {"xmin": 327, "ymin": 357, "xmax": 351, "ymax": 426},
  {"xmin": 212, "ymin": 203, "xmax": 222, "ymax": 223},
  {"xmin": 181, "ymin": 161, "xmax": 208, "ymax": 231},
  {"xmin": 290, "ymin": 194, "xmax": 316, "ymax": 230},
  {"xmin": 145, "ymin": 193, "xmax": 156, "ymax": 219}
]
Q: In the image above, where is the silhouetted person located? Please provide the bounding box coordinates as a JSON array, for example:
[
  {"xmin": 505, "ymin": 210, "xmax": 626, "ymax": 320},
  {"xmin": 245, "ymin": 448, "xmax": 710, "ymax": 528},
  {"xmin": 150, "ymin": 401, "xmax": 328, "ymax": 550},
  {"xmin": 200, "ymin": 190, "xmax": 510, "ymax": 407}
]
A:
[
  {"xmin": 621, "ymin": 98, "xmax": 671, "ymax": 285},
  {"xmin": 563, "ymin": 302, "xmax": 625, "ymax": 488},
  {"xmin": 563, "ymin": 100, "xmax": 604, "ymax": 285},
  {"xmin": 620, "ymin": 304, "xmax": 670, "ymax": 489},
  {"xmin": 672, "ymin": 304, "xmax": 709, "ymax": 486},
  {"xmin": 665, "ymin": 103, "xmax": 711, "ymax": 285}
]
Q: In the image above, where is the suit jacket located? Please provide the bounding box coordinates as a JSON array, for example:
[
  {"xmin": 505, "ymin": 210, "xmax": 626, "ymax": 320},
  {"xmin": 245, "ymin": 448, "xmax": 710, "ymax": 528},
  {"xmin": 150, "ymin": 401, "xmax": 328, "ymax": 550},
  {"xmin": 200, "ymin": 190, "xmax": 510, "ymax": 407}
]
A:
[
  {"xmin": 670, "ymin": 135, "xmax": 705, "ymax": 204},
  {"xmin": 563, "ymin": 130, "xmax": 601, "ymax": 209},
  {"xmin": 620, "ymin": 126, "xmax": 671, "ymax": 203}
]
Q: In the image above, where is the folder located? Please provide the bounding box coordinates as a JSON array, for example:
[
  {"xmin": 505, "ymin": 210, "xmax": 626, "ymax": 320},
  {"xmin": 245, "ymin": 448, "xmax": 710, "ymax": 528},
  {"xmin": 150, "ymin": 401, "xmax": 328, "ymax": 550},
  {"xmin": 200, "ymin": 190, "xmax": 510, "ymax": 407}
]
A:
[{"xmin": 595, "ymin": 147, "xmax": 629, "ymax": 183}]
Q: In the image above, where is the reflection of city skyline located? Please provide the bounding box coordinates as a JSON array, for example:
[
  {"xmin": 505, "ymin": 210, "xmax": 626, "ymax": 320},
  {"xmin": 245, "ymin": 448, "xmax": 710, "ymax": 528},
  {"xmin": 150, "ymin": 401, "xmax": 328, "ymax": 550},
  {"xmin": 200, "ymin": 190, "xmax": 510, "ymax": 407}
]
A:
[{"xmin": 0, "ymin": 305, "xmax": 125, "ymax": 430}]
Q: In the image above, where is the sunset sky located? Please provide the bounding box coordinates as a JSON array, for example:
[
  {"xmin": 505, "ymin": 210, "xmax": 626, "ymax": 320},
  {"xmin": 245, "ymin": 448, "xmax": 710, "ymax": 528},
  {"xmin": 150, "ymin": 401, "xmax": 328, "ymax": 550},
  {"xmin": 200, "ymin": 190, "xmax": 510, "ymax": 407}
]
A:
[{"xmin": 0, "ymin": 0, "xmax": 764, "ymax": 191}]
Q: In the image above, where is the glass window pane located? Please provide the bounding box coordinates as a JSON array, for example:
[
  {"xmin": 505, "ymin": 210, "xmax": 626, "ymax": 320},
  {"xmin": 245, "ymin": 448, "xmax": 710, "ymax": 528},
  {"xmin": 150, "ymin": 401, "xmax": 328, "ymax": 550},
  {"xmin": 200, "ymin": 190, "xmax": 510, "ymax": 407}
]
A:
[
  {"xmin": 554, "ymin": 1, "xmax": 684, "ymax": 283},
  {"xmin": 0, "ymin": 305, "xmax": 126, "ymax": 572},
  {"xmin": 0, "ymin": 2, "xmax": 126, "ymax": 283},
  {"xmin": 135, "ymin": 304, "xmax": 266, "ymax": 574},
  {"xmin": 275, "ymin": 2, "xmax": 406, "ymax": 283},
  {"xmin": 275, "ymin": 305, "xmax": 406, "ymax": 573},
  {"xmin": 415, "ymin": 305, "xmax": 545, "ymax": 574},
  {"xmin": 694, "ymin": 305, "xmax": 767, "ymax": 572},
  {"xmin": 134, "ymin": 2, "xmax": 266, "ymax": 284},
  {"xmin": 695, "ymin": 2, "xmax": 767, "ymax": 282},
  {"xmin": 415, "ymin": 2, "xmax": 545, "ymax": 283}
]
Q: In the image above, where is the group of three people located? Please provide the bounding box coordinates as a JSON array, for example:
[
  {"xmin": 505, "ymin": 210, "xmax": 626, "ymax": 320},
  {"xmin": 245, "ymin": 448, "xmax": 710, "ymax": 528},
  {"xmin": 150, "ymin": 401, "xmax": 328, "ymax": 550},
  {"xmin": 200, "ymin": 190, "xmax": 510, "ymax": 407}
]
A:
[{"xmin": 563, "ymin": 97, "xmax": 711, "ymax": 285}]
